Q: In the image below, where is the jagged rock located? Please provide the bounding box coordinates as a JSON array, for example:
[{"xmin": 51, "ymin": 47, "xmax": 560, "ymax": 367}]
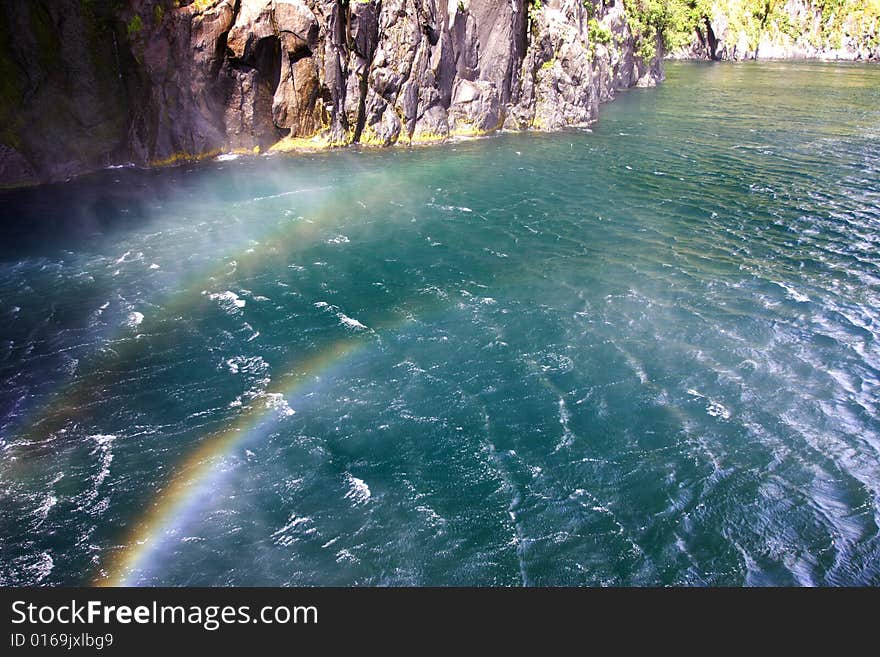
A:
[
  {"xmin": 0, "ymin": 0, "xmax": 663, "ymax": 187},
  {"xmin": 273, "ymin": 2, "xmax": 321, "ymax": 136},
  {"xmin": 673, "ymin": 0, "xmax": 880, "ymax": 62},
  {"xmin": 0, "ymin": 145, "xmax": 38, "ymax": 188},
  {"xmin": 227, "ymin": 0, "xmax": 275, "ymax": 59}
]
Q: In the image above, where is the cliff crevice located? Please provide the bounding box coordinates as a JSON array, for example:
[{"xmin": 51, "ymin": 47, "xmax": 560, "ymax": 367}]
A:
[
  {"xmin": 0, "ymin": 0, "xmax": 663, "ymax": 187},
  {"xmin": 670, "ymin": 0, "xmax": 880, "ymax": 61}
]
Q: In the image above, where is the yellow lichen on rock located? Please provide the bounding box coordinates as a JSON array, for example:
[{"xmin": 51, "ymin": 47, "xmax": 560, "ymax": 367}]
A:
[
  {"xmin": 405, "ymin": 131, "xmax": 449, "ymax": 145},
  {"xmin": 268, "ymin": 134, "xmax": 335, "ymax": 153},
  {"xmin": 357, "ymin": 126, "xmax": 387, "ymax": 147},
  {"xmin": 450, "ymin": 125, "xmax": 490, "ymax": 139},
  {"xmin": 149, "ymin": 149, "xmax": 222, "ymax": 167}
]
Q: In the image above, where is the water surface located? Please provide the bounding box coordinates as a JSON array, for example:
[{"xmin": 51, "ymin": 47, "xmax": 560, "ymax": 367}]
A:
[{"xmin": 1, "ymin": 61, "xmax": 879, "ymax": 586}]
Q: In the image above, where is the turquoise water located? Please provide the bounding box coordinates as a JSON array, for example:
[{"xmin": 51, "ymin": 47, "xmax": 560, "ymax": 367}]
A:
[{"xmin": 1, "ymin": 62, "xmax": 879, "ymax": 586}]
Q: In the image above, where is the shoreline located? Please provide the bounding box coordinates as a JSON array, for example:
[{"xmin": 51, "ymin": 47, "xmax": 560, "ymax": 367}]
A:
[
  {"xmin": 0, "ymin": 106, "xmax": 610, "ymax": 194},
  {"xmin": 668, "ymin": 54, "xmax": 880, "ymax": 62},
  {"xmin": 0, "ymin": 127, "xmax": 602, "ymax": 193},
  {"xmin": 1, "ymin": 127, "xmax": 579, "ymax": 194},
  {"xmin": 3, "ymin": 56, "xmax": 876, "ymax": 194}
]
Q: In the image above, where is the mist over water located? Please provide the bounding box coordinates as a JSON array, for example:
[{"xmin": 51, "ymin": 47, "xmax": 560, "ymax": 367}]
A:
[{"xmin": 1, "ymin": 61, "xmax": 879, "ymax": 586}]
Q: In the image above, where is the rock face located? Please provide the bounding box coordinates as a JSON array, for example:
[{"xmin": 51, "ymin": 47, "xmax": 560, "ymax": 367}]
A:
[
  {"xmin": 673, "ymin": 0, "xmax": 880, "ymax": 61},
  {"xmin": 0, "ymin": 0, "xmax": 662, "ymax": 188}
]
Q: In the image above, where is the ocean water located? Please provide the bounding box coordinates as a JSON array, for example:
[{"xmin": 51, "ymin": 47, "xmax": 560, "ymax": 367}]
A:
[{"xmin": 1, "ymin": 61, "xmax": 879, "ymax": 586}]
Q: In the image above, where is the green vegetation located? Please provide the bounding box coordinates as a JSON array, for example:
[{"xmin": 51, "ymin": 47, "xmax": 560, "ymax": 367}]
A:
[
  {"xmin": 623, "ymin": 0, "xmax": 880, "ymax": 59},
  {"xmin": 817, "ymin": 0, "xmax": 880, "ymax": 50},
  {"xmin": 621, "ymin": 0, "xmax": 705, "ymax": 60},
  {"xmin": 588, "ymin": 18, "xmax": 614, "ymax": 46},
  {"xmin": 126, "ymin": 14, "xmax": 143, "ymax": 38},
  {"xmin": 528, "ymin": 0, "xmax": 543, "ymax": 24},
  {"xmin": 583, "ymin": 0, "xmax": 596, "ymax": 19}
]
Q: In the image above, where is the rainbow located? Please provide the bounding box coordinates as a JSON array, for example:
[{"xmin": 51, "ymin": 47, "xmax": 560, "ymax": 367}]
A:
[
  {"xmin": 4, "ymin": 164, "xmax": 414, "ymax": 460},
  {"xmin": 94, "ymin": 289, "xmax": 457, "ymax": 585},
  {"xmin": 2, "ymin": 160, "xmax": 451, "ymax": 585},
  {"xmin": 94, "ymin": 335, "xmax": 371, "ymax": 586}
]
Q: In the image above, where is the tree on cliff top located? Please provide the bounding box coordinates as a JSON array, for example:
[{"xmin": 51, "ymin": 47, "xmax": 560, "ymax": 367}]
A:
[{"xmin": 625, "ymin": 0, "xmax": 880, "ymax": 58}]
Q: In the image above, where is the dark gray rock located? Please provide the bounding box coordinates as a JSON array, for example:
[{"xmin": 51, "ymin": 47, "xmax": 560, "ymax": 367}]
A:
[{"xmin": 0, "ymin": 0, "xmax": 663, "ymax": 187}]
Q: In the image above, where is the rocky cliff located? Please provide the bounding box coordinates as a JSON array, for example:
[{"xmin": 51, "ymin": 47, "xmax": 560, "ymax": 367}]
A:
[
  {"xmin": 0, "ymin": 0, "xmax": 662, "ymax": 188},
  {"xmin": 673, "ymin": 0, "xmax": 880, "ymax": 61}
]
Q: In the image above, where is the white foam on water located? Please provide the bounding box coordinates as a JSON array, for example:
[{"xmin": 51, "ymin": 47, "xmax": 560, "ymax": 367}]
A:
[
  {"xmin": 336, "ymin": 548, "xmax": 359, "ymax": 564},
  {"xmin": 415, "ymin": 503, "xmax": 445, "ymax": 527},
  {"xmin": 215, "ymin": 153, "xmax": 240, "ymax": 162},
  {"xmin": 88, "ymin": 434, "xmax": 116, "ymax": 492},
  {"xmin": 338, "ymin": 313, "xmax": 369, "ymax": 330},
  {"xmin": 343, "ymin": 474, "xmax": 371, "ymax": 506},
  {"xmin": 706, "ymin": 400, "xmax": 731, "ymax": 420},
  {"xmin": 29, "ymin": 552, "xmax": 54, "ymax": 584},
  {"xmin": 434, "ymin": 204, "xmax": 473, "ymax": 213},
  {"xmin": 62, "ymin": 356, "xmax": 79, "ymax": 376},
  {"xmin": 419, "ymin": 285, "xmax": 448, "ymax": 299},
  {"xmin": 621, "ymin": 350, "xmax": 649, "ymax": 384},
  {"xmin": 327, "ymin": 235, "xmax": 350, "ymax": 244},
  {"xmin": 317, "ymin": 301, "xmax": 368, "ymax": 331},
  {"xmin": 149, "ymin": 263, "xmax": 160, "ymax": 270},
  {"xmin": 182, "ymin": 536, "xmax": 205, "ymax": 543},
  {"xmin": 185, "ymin": 409, "xmax": 214, "ymax": 420},
  {"xmin": 126, "ymin": 311, "xmax": 144, "ymax": 327},
  {"xmin": 271, "ymin": 514, "xmax": 312, "ymax": 547},
  {"xmin": 33, "ymin": 493, "xmax": 57, "ymax": 528},
  {"xmin": 686, "ymin": 389, "xmax": 731, "ymax": 420},
  {"xmin": 247, "ymin": 186, "xmax": 332, "ymax": 203},
  {"xmin": 264, "ymin": 392, "xmax": 296, "ymax": 417},
  {"xmin": 205, "ymin": 290, "xmax": 246, "ymax": 314},
  {"xmin": 539, "ymin": 353, "xmax": 574, "ymax": 373},
  {"xmin": 224, "ymin": 355, "xmax": 268, "ymax": 376},
  {"xmin": 553, "ymin": 397, "xmax": 575, "ymax": 453},
  {"xmin": 774, "ymin": 281, "xmax": 810, "ymax": 303}
]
